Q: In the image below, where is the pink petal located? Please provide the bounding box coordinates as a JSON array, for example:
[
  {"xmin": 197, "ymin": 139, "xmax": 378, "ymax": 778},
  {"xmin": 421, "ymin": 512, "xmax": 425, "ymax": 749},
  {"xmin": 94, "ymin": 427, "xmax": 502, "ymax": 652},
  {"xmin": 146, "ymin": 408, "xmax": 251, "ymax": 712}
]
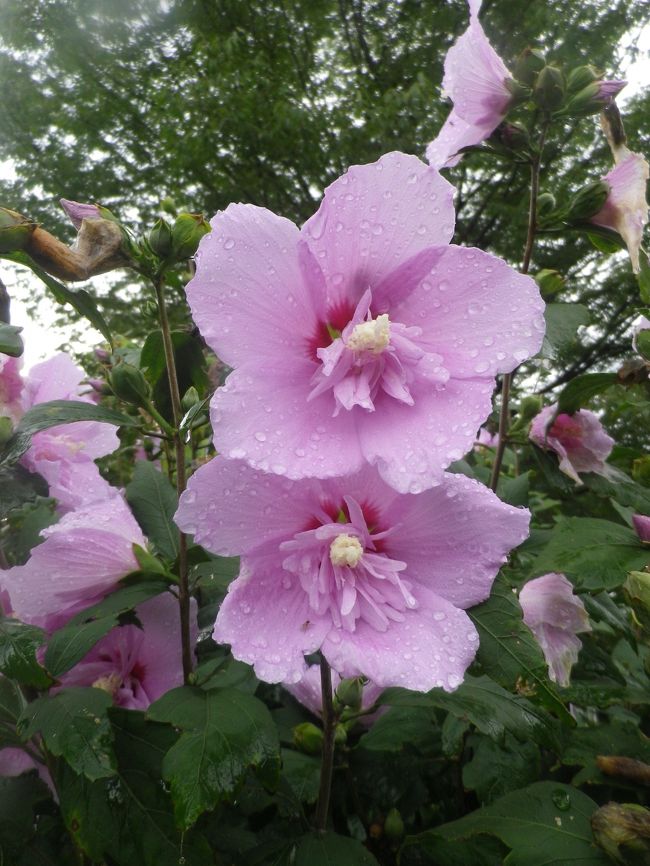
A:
[
  {"xmin": 23, "ymin": 353, "xmax": 87, "ymax": 405},
  {"xmin": 359, "ymin": 377, "xmax": 495, "ymax": 493},
  {"xmin": 302, "ymin": 152, "xmax": 456, "ymax": 310},
  {"xmin": 529, "ymin": 405, "xmax": 614, "ymax": 483},
  {"xmin": 633, "ymin": 514, "xmax": 650, "ymax": 543},
  {"xmin": 20, "ymin": 460, "xmax": 117, "ymax": 513},
  {"xmin": 214, "ymin": 553, "xmax": 330, "ymax": 684},
  {"xmin": 392, "ymin": 245, "xmax": 545, "ymax": 377},
  {"xmin": 60, "ymin": 199, "xmax": 102, "ymax": 230},
  {"xmin": 186, "ymin": 204, "xmax": 326, "ymax": 367},
  {"xmin": 383, "ymin": 472, "xmax": 530, "ymax": 608},
  {"xmin": 426, "ymin": 109, "xmax": 495, "ymax": 170}
]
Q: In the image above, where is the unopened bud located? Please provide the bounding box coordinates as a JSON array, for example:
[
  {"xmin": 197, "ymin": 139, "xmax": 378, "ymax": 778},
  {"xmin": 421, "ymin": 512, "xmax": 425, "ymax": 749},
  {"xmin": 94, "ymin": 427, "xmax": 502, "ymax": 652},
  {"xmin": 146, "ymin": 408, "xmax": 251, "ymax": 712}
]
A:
[
  {"xmin": 110, "ymin": 362, "xmax": 151, "ymax": 408},
  {"xmin": 0, "ymin": 416, "xmax": 13, "ymax": 447},
  {"xmin": 181, "ymin": 386, "xmax": 200, "ymax": 413},
  {"xmin": 636, "ymin": 330, "xmax": 650, "ymax": 362},
  {"xmin": 566, "ymin": 79, "xmax": 627, "ymax": 116},
  {"xmin": 160, "ymin": 197, "xmax": 177, "ymax": 216},
  {"xmin": 334, "ymin": 724, "xmax": 347, "ymax": 747},
  {"xmin": 512, "ymin": 48, "xmax": 546, "ymax": 87},
  {"xmin": 334, "ymin": 676, "xmax": 364, "ymax": 712},
  {"xmin": 535, "ymin": 268, "xmax": 565, "ymax": 298},
  {"xmin": 566, "ymin": 65, "xmax": 599, "ymax": 94},
  {"xmin": 384, "ymin": 808, "xmax": 405, "ymax": 840},
  {"xmin": 534, "ymin": 66, "xmax": 565, "ymax": 112},
  {"xmin": 0, "ymin": 208, "xmax": 36, "ymax": 254},
  {"xmin": 88, "ymin": 378, "xmax": 111, "ymax": 396},
  {"xmin": 537, "ymin": 192, "xmax": 557, "ymax": 218},
  {"xmin": 624, "ymin": 571, "xmax": 650, "ymax": 632},
  {"xmin": 592, "ymin": 802, "xmax": 650, "ymax": 863},
  {"xmin": 518, "ymin": 395, "xmax": 542, "ymax": 422},
  {"xmin": 292, "ymin": 722, "xmax": 323, "ymax": 755},
  {"xmin": 94, "ymin": 347, "xmax": 112, "ymax": 364},
  {"xmin": 566, "ymin": 180, "xmax": 610, "ymax": 221},
  {"xmin": 60, "ymin": 199, "xmax": 102, "ymax": 230},
  {"xmin": 170, "ymin": 213, "xmax": 210, "ymax": 261},
  {"xmin": 148, "ymin": 218, "xmax": 173, "ymax": 259}
]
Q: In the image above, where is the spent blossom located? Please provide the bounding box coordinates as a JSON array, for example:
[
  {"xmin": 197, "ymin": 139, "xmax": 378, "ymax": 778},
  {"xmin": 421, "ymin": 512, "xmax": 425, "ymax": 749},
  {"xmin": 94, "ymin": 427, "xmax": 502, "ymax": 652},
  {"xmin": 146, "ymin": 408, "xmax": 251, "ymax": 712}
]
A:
[
  {"xmin": 519, "ymin": 573, "xmax": 591, "ymax": 687},
  {"xmin": 175, "ymin": 458, "xmax": 530, "ymax": 692},
  {"xmin": 529, "ymin": 404, "xmax": 614, "ymax": 484},
  {"xmin": 188, "ymin": 151, "xmax": 544, "ymax": 494}
]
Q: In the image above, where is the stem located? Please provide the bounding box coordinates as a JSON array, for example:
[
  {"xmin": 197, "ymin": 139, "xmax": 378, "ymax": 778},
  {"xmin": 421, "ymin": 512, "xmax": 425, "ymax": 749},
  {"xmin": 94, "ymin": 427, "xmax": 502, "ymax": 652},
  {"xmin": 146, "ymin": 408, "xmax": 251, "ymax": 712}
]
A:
[
  {"xmin": 153, "ymin": 276, "xmax": 193, "ymax": 682},
  {"xmin": 314, "ymin": 656, "xmax": 336, "ymax": 833},
  {"xmin": 490, "ymin": 123, "xmax": 548, "ymax": 493}
]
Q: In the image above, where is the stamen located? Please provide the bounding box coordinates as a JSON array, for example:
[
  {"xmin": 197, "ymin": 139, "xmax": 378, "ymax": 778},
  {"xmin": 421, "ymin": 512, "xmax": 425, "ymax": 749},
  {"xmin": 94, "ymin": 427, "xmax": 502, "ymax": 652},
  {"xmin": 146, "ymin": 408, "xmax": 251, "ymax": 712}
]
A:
[
  {"xmin": 92, "ymin": 672, "xmax": 121, "ymax": 696},
  {"xmin": 330, "ymin": 533, "xmax": 363, "ymax": 567},
  {"xmin": 347, "ymin": 314, "xmax": 390, "ymax": 353}
]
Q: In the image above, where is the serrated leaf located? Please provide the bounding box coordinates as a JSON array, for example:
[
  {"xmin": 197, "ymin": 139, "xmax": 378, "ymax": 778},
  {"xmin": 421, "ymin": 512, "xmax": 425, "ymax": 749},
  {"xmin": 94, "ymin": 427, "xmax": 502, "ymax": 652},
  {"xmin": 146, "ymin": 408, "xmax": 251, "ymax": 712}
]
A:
[
  {"xmin": 125, "ymin": 461, "xmax": 179, "ymax": 561},
  {"xmin": 19, "ymin": 688, "xmax": 116, "ymax": 780},
  {"xmin": 0, "ymin": 618, "xmax": 52, "ymax": 688},
  {"xmin": 0, "ymin": 322, "xmax": 23, "ymax": 357},
  {"xmin": 533, "ymin": 517, "xmax": 648, "ymax": 589},
  {"xmin": 147, "ymin": 686, "xmax": 280, "ymax": 828},
  {"xmin": 402, "ymin": 782, "xmax": 608, "ymax": 865},
  {"xmin": 557, "ymin": 372, "xmax": 617, "ymax": 414},
  {"xmin": 293, "ymin": 832, "xmax": 379, "ymax": 865}
]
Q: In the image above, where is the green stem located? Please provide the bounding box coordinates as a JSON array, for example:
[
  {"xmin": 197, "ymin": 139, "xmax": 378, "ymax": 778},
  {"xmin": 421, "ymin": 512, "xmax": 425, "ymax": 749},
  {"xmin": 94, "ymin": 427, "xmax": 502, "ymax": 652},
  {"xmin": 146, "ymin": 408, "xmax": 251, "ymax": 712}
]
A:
[
  {"xmin": 153, "ymin": 276, "xmax": 193, "ymax": 683},
  {"xmin": 314, "ymin": 656, "xmax": 336, "ymax": 833}
]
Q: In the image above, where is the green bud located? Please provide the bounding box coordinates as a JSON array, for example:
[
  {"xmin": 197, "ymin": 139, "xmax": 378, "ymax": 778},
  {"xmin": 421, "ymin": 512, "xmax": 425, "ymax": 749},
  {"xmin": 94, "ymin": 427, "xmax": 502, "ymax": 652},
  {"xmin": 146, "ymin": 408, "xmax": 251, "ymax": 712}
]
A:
[
  {"xmin": 592, "ymin": 802, "xmax": 650, "ymax": 863},
  {"xmin": 181, "ymin": 386, "xmax": 200, "ymax": 413},
  {"xmin": 536, "ymin": 192, "xmax": 557, "ymax": 218},
  {"xmin": 170, "ymin": 213, "xmax": 211, "ymax": 261},
  {"xmin": 0, "ymin": 416, "xmax": 13, "ymax": 447},
  {"xmin": 132, "ymin": 543, "xmax": 167, "ymax": 575},
  {"xmin": 334, "ymin": 724, "xmax": 347, "ymax": 747},
  {"xmin": 566, "ymin": 65, "xmax": 599, "ymax": 95},
  {"xmin": 636, "ymin": 330, "xmax": 650, "ymax": 362},
  {"xmin": 566, "ymin": 180, "xmax": 610, "ymax": 222},
  {"xmin": 512, "ymin": 48, "xmax": 546, "ymax": 87},
  {"xmin": 534, "ymin": 66, "xmax": 565, "ymax": 112},
  {"xmin": 0, "ymin": 208, "xmax": 36, "ymax": 254},
  {"xmin": 384, "ymin": 808, "xmax": 405, "ymax": 841},
  {"xmin": 632, "ymin": 456, "xmax": 650, "ymax": 487},
  {"xmin": 518, "ymin": 395, "xmax": 542, "ymax": 422},
  {"xmin": 624, "ymin": 571, "xmax": 650, "ymax": 633},
  {"xmin": 292, "ymin": 722, "xmax": 323, "ymax": 755},
  {"xmin": 535, "ymin": 268, "xmax": 565, "ymax": 298},
  {"xmin": 334, "ymin": 676, "xmax": 364, "ymax": 712},
  {"xmin": 148, "ymin": 218, "xmax": 173, "ymax": 258},
  {"xmin": 564, "ymin": 82, "xmax": 603, "ymax": 116},
  {"xmin": 160, "ymin": 196, "xmax": 177, "ymax": 216},
  {"xmin": 110, "ymin": 361, "xmax": 151, "ymax": 409},
  {"xmin": 504, "ymin": 78, "xmax": 530, "ymax": 106}
]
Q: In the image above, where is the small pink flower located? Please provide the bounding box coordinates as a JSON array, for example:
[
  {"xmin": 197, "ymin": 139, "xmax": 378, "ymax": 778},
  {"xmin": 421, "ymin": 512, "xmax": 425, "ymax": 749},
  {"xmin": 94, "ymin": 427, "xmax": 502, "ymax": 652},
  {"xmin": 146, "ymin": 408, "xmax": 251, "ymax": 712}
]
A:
[
  {"xmin": 591, "ymin": 149, "xmax": 649, "ymax": 274},
  {"xmin": 0, "ymin": 354, "xmax": 24, "ymax": 424},
  {"xmin": 60, "ymin": 198, "xmax": 102, "ymax": 230},
  {"xmin": 188, "ymin": 152, "xmax": 544, "ymax": 494},
  {"xmin": 287, "ymin": 665, "xmax": 383, "ymax": 722},
  {"xmin": 519, "ymin": 573, "xmax": 591, "ymax": 687},
  {"xmin": 426, "ymin": 0, "xmax": 513, "ymax": 169},
  {"xmin": 1, "ymin": 491, "xmax": 145, "ymax": 629},
  {"xmin": 529, "ymin": 404, "xmax": 614, "ymax": 484},
  {"xmin": 632, "ymin": 514, "xmax": 650, "ymax": 543},
  {"xmin": 57, "ymin": 593, "xmax": 197, "ymax": 710},
  {"xmin": 175, "ymin": 459, "xmax": 530, "ymax": 692}
]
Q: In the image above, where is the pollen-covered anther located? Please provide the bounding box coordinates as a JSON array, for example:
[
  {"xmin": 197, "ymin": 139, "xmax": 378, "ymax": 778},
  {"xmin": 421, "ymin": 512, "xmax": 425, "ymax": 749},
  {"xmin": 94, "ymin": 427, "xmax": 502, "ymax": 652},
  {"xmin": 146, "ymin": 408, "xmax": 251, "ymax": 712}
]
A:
[
  {"xmin": 347, "ymin": 314, "xmax": 390, "ymax": 353},
  {"xmin": 92, "ymin": 672, "xmax": 121, "ymax": 696},
  {"xmin": 330, "ymin": 533, "xmax": 364, "ymax": 567}
]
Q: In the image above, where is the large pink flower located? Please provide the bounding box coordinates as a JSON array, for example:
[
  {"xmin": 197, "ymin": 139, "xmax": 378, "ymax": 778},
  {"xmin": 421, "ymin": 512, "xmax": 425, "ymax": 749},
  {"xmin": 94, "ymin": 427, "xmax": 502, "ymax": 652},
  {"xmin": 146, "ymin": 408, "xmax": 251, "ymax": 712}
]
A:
[
  {"xmin": 529, "ymin": 404, "xmax": 614, "ymax": 484},
  {"xmin": 426, "ymin": 0, "xmax": 512, "ymax": 170},
  {"xmin": 175, "ymin": 458, "xmax": 530, "ymax": 692},
  {"xmin": 519, "ymin": 573, "xmax": 590, "ymax": 687},
  {"xmin": 57, "ymin": 593, "xmax": 197, "ymax": 710},
  {"xmin": 1, "ymin": 491, "xmax": 145, "ymax": 629},
  {"xmin": 188, "ymin": 152, "xmax": 544, "ymax": 494},
  {"xmin": 591, "ymin": 148, "xmax": 649, "ymax": 274}
]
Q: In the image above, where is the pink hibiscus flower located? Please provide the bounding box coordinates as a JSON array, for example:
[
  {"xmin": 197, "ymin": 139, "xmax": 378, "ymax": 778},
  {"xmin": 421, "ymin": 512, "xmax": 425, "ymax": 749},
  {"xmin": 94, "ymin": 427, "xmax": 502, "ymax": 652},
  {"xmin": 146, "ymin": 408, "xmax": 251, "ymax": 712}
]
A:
[
  {"xmin": 188, "ymin": 151, "xmax": 544, "ymax": 494},
  {"xmin": 175, "ymin": 458, "xmax": 530, "ymax": 692},
  {"xmin": 519, "ymin": 573, "xmax": 590, "ymax": 687},
  {"xmin": 529, "ymin": 404, "xmax": 614, "ymax": 484},
  {"xmin": 57, "ymin": 593, "xmax": 197, "ymax": 710}
]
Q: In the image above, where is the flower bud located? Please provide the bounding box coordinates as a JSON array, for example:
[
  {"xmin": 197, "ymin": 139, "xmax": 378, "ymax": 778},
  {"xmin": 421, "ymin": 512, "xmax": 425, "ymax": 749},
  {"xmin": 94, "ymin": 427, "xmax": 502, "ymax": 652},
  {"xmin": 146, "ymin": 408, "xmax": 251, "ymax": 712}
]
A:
[
  {"xmin": 334, "ymin": 724, "xmax": 347, "ymax": 747},
  {"xmin": 181, "ymin": 386, "xmax": 200, "ymax": 413},
  {"xmin": 334, "ymin": 676, "xmax": 365, "ymax": 712},
  {"xmin": 512, "ymin": 48, "xmax": 546, "ymax": 87},
  {"xmin": 88, "ymin": 378, "xmax": 111, "ymax": 396},
  {"xmin": 94, "ymin": 347, "xmax": 112, "ymax": 364},
  {"xmin": 624, "ymin": 571, "xmax": 650, "ymax": 632},
  {"xmin": 0, "ymin": 208, "xmax": 36, "ymax": 254},
  {"xmin": 292, "ymin": 722, "xmax": 323, "ymax": 755},
  {"xmin": 633, "ymin": 515, "xmax": 650, "ymax": 543},
  {"xmin": 148, "ymin": 218, "xmax": 173, "ymax": 259},
  {"xmin": 536, "ymin": 192, "xmax": 556, "ymax": 218},
  {"xmin": 0, "ymin": 416, "xmax": 13, "ymax": 447},
  {"xmin": 566, "ymin": 65, "xmax": 599, "ymax": 95},
  {"xmin": 592, "ymin": 802, "xmax": 650, "ymax": 863},
  {"xmin": 635, "ymin": 330, "xmax": 650, "ymax": 363},
  {"xmin": 534, "ymin": 268, "xmax": 565, "ymax": 298},
  {"xmin": 565, "ymin": 79, "xmax": 627, "ymax": 116},
  {"xmin": 534, "ymin": 66, "xmax": 565, "ymax": 112},
  {"xmin": 109, "ymin": 361, "xmax": 151, "ymax": 409},
  {"xmin": 566, "ymin": 180, "xmax": 610, "ymax": 221},
  {"xmin": 384, "ymin": 808, "xmax": 405, "ymax": 841},
  {"xmin": 518, "ymin": 395, "xmax": 542, "ymax": 422},
  {"xmin": 170, "ymin": 213, "xmax": 210, "ymax": 261},
  {"xmin": 160, "ymin": 197, "xmax": 177, "ymax": 216}
]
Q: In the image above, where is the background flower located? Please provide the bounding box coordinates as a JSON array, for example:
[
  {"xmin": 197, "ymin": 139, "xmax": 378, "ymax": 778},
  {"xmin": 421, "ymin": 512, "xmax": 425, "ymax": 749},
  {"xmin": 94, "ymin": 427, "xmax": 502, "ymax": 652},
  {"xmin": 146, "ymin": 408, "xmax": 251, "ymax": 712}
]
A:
[{"xmin": 529, "ymin": 404, "xmax": 614, "ymax": 483}]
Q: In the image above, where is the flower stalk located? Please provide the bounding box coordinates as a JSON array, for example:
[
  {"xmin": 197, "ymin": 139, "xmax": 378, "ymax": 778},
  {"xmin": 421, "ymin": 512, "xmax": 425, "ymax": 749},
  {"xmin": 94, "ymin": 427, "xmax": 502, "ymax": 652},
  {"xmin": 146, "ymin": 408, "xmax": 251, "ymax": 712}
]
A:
[{"xmin": 314, "ymin": 655, "xmax": 336, "ymax": 833}]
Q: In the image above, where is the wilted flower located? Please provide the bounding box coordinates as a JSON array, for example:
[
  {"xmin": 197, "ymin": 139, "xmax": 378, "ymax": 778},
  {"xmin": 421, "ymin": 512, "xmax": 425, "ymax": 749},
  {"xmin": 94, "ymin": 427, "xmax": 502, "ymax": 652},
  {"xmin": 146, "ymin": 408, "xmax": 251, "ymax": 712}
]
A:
[
  {"xmin": 426, "ymin": 0, "xmax": 513, "ymax": 169},
  {"xmin": 188, "ymin": 151, "xmax": 544, "ymax": 494},
  {"xmin": 529, "ymin": 404, "xmax": 614, "ymax": 484},
  {"xmin": 519, "ymin": 572, "xmax": 591, "ymax": 687},
  {"xmin": 59, "ymin": 198, "xmax": 103, "ymax": 230},
  {"xmin": 57, "ymin": 593, "xmax": 197, "ymax": 710},
  {"xmin": 591, "ymin": 148, "xmax": 649, "ymax": 274},
  {"xmin": 175, "ymin": 458, "xmax": 530, "ymax": 691}
]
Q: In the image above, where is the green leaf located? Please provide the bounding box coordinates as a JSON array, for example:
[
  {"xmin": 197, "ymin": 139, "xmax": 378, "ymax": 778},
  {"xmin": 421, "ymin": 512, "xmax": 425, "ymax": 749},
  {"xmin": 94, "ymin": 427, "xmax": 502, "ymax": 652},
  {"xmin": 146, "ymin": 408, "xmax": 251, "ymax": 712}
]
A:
[
  {"xmin": 18, "ymin": 687, "xmax": 116, "ymax": 780},
  {"xmin": 557, "ymin": 372, "xmax": 618, "ymax": 414},
  {"xmin": 497, "ymin": 472, "xmax": 530, "ymax": 507},
  {"xmin": 45, "ymin": 580, "xmax": 170, "ymax": 677},
  {"xmin": 533, "ymin": 517, "xmax": 648, "ymax": 589},
  {"xmin": 293, "ymin": 832, "xmax": 379, "ymax": 865},
  {"xmin": 462, "ymin": 734, "xmax": 541, "ymax": 805},
  {"xmin": 0, "ymin": 465, "xmax": 49, "ymax": 518},
  {"xmin": 0, "ymin": 618, "xmax": 52, "ymax": 688},
  {"xmin": 280, "ymin": 749, "xmax": 321, "ymax": 806},
  {"xmin": 360, "ymin": 705, "xmax": 438, "ymax": 752},
  {"xmin": 540, "ymin": 303, "xmax": 589, "ymax": 358},
  {"xmin": 560, "ymin": 721, "xmax": 650, "ymax": 786},
  {"xmin": 125, "ymin": 461, "xmax": 179, "ymax": 561},
  {"xmin": 638, "ymin": 248, "xmax": 650, "ymax": 303},
  {"xmin": 1, "ymin": 249, "xmax": 113, "ymax": 344},
  {"xmin": 0, "ymin": 773, "xmax": 53, "ymax": 860},
  {"xmin": 468, "ymin": 576, "xmax": 571, "ymax": 721},
  {"xmin": 0, "ymin": 675, "xmax": 25, "ymax": 725},
  {"xmin": 0, "ymin": 322, "xmax": 23, "ymax": 356},
  {"xmin": 402, "ymin": 781, "xmax": 609, "ymax": 865},
  {"xmin": 147, "ymin": 686, "xmax": 281, "ymax": 828}
]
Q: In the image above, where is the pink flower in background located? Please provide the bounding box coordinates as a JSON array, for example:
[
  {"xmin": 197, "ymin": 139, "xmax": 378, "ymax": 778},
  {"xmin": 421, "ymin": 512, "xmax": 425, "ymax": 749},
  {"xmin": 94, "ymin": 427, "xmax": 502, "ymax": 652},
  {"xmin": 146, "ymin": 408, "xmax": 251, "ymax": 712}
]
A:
[
  {"xmin": 188, "ymin": 151, "xmax": 544, "ymax": 494},
  {"xmin": 175, "ymin": 458, "xmax": 530, "ymax": 691},
  {"xmin": 1, "ymin": 491, "xmax": 144, "ymax": 630},
  {"xmin": 286, "ymin": 665, "xmax": 383, "ymax": 722},
  {"xmin": 0, "ymin": 355, "xmax": 23, "ymax": 424},
  {"xmin": 632, "ymin": 514, "xmax": 650, "ymax": 543},
  {"xmin": 0, "ymin": 747, "xmax": 54, "ymax": 793},
  {"xmin": 475, "ymin": 426, "xmax": 499, "ymax": 450},
  {"xmin": 58, "ymin": 593, "xmax": 197, "ymax": 710},
  {"xmin": 591, "ymin": 149, "xmax": 649, "ymax": 274},
  {"xmin": 529, "ymin": 404, "xmax": 614, "ymax": 484},
  {"xmin": 60, "ymin": 198, "xmax": 102, "ymax": 230},
  {"xmin": 426, "ymin": 0, "xmax": 512, "ymax": 170},
  {"xmin": 519, "ymin": 573, "xmax": 591, "ymax": 687}
]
